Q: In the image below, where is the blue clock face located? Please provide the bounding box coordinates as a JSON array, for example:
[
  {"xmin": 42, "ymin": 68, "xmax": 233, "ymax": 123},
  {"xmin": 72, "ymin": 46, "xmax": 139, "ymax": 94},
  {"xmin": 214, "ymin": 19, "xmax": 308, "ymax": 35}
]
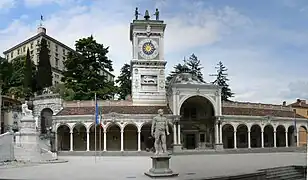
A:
[
  {"xmin": 138, "ymin": 38, "xmax": 159, "ymax": 60},
  {"xmin": 142, "ymin": 41, "xmax": 155, "ymax": 55}
]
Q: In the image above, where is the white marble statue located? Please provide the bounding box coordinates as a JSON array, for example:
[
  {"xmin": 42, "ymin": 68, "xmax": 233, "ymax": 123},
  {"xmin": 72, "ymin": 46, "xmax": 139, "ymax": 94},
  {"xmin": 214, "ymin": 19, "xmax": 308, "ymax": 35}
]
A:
[{"xmin": 22, "ymin": 101, "xmax": 33, "ymax": 117}]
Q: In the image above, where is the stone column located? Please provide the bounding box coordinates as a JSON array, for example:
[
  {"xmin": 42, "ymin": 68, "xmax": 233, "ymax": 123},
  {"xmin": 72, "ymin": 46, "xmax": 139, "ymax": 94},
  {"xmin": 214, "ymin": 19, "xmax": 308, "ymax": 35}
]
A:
[
  {"xmin": 219, "ymin": 124, "xmax": 223, "ymax": 144},
  {"xmin": 138, "ymin": 130, "xmax": 141, "ymax": 151},
  {"xmin": 248, "ymin": 130, "xmax": 251, "ymax": 148},
  {"xmin": 103, "ymin": 130, "xmax": 107, "ymax": 151},
  {"xmin": 70, "ymin": 130, "xmax": 73, "ymax": 151},
  {"xmin": 177, "ymin": 123, "xmax": 181, "ymax": 144},
  {"xmin": 86, "ymin": 130, "xmax": 90, "ymax": 151},
  {"xmin": 273, "ymin": 131, "xmax": 276, "ymax": 148},
  {"xmin": 173, "ymin": 124, "xmax": 177, "ymax": 144},
  {"xmin": 261, "ymin": 130, "xmax": 264, "ymax": 148},
  {"xmin": 55, "ymin": 132, "xmax": 58, "ymax": 152},
  {"xmin": 285, "ymin": 131, "xmax": 288, "ymax": 147},
  {"xmin": 215, "ymin": 122, "xmax": 219, "ymax": 144},
  {"xmin": 120, "ymin": 130, "xmax": 124, "ymax": 151},
  {"xmin": 234, "ymin": 131, "xmax": 237, "ymax": 149},
  {"xmin": 296, "ymin": 130, "xmax": 299, "ymax": 147}
]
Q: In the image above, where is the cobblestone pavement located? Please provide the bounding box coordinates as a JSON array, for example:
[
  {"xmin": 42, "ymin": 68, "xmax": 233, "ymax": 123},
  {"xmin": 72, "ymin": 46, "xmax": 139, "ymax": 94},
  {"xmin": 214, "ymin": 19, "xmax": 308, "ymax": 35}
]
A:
[{"xmin": 0, "ymin": 152, "xmax": 306, "ymax": 180}]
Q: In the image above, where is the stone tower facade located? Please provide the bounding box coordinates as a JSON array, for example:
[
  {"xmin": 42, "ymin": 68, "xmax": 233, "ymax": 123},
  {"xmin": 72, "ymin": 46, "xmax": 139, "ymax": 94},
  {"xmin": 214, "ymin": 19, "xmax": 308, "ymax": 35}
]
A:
[{"xmin": 129, "ymin": 12, "xmax": 167, "ymax": 106}]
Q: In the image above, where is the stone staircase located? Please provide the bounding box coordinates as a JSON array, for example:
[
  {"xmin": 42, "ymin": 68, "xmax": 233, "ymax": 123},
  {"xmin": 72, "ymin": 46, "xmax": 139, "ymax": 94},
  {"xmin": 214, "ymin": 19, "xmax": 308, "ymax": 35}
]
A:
[{"xmin": 259, "ymin": 165, "xmax": 306, "ymax": 180}]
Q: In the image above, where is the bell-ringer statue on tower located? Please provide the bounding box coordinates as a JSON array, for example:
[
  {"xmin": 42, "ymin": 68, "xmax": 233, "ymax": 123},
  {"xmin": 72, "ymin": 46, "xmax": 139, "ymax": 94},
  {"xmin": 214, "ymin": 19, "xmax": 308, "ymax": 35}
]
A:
[{"xmin": 151, "ymin": 109, "xmax": 170, "ymax": 155}]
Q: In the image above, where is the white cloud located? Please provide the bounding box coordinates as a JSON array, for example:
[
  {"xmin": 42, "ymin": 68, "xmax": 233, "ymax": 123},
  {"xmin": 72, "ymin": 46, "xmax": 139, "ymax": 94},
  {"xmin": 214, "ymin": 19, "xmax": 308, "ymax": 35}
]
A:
[
  {"xmin": 0, "ymin": 0, "xmax": 307, "ymax": 104},
  {"xmin": 23, "ymin": 0, "xmax": 79, "ymax": 7},
  {"xmin": 0, "ymin": 0, "xmax": 15, "ymax": 11}
]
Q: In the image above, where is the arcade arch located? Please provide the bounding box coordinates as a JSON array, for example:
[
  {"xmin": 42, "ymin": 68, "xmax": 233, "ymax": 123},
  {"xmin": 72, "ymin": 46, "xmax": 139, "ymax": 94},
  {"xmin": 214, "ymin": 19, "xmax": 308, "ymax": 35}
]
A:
[
  {"xmin": 89, "ymin": 124, "xmax": 104, "ymax": 151},
  {"xmin": 179, "ymin": 95, "xmax": 215, "ymax": 150},
  {"xmin": 299, "ymin": 126, "xmax": 307, "ymax": 147},
  {"xmin": 250, "ymin": 124, "xmax": 261, "ymax": 148},
  {"xmin": 106, "ymin": 123, "xmax": 121, "ymax": 151},
  {"xmin": 57, "ymin": 124, "xmax": 70, "ymax": 151},
  {"xmin": 124, "ymin": 124, "xmax": 138, "ymax": 151},
  {"xmin": 73, "ymin": 123, "xmax": 87, "ymax": 151}
]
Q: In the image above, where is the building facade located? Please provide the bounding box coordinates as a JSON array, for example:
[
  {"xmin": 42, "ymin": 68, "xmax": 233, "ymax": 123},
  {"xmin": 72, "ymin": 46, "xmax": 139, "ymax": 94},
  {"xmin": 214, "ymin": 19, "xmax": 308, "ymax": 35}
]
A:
[
  {"xmin": 3, "ymin": 26, "xmax": 115, "ymax": 85},
  {"xmin": 289, "ymin": 99, "xmax": 308, "ymax": 146},
  {"xmin": 30, "ymin": 12, "xmax": 308, "ymax": 153}
]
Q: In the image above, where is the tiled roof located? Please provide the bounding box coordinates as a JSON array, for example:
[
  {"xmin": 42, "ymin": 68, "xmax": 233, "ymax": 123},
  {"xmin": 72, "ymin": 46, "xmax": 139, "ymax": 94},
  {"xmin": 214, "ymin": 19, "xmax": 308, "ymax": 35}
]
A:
[
  {"xmin": 56, "ymin": 106, "xmax": 172, "ymax": 116},
  {"xmin": 222, "ymin": 107, "xmax": 305, "ymax": 118},
  {"xmin": 56, "ymin": 105, "xmax": 306, "ymax": 119}
]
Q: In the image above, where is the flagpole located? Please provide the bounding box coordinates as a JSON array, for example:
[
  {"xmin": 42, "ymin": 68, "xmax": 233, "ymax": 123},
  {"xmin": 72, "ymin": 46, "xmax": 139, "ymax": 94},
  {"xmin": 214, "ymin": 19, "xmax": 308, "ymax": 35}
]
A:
[
  {"xmin": 94, "ymin": 93, "xmax": 97, "ymax": 163},
  {"xmin": 99, "ymin": 112, "xmax": 102, "ymax": 158}
]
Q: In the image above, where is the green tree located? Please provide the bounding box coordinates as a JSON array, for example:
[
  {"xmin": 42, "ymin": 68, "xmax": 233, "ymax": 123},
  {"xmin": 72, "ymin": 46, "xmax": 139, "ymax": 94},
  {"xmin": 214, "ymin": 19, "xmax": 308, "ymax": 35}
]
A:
[
  {"xmin": 210, "ymin": 61, "xmax": 234, "ymax": 101},
  {"xmin": 0, "ymin": 57, "xmax": 13, "ymax": 95},
  {"xmin": 185, "ymin": 54, "xmax": 205, "ymax": 82},
  {"xmin": 116, "ymin": 63, "xmax": 131, "ymax": 100},
  {"xmin": 62, "ymin": 36, "xmax": 115, "ymax": 100},
  {"xmin": 24, "ymin": 49, "xmax": 33, "ymax": 99},
  {"xmin": 2, "ymin": 56, "xmax": 36, "ymax": 99},
  {"xmin": 36, "ymin": 38, "xmax": 52, "ymax": 93},
  {"xmin": 166, "ymin": 62, "xmax": 189, "ymax": 84}
]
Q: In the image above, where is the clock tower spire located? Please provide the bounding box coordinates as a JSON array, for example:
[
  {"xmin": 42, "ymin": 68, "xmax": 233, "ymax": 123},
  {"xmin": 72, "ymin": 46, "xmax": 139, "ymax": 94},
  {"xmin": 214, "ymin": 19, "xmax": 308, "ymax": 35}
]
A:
[{"xmin": 129, "ymin": 9, "xmax": 167, "ymax": 106}]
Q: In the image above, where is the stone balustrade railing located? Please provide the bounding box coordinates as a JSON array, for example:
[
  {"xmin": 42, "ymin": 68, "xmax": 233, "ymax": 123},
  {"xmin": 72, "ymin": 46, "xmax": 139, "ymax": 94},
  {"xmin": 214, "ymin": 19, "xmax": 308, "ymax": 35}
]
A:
[{"xmin": 222, "ymin": 101, "xmax": 293, "ymax": 111}]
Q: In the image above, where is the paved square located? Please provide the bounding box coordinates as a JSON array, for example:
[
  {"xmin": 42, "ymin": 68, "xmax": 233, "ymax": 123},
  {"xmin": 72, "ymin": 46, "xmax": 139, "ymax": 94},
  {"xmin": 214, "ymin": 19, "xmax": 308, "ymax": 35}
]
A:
[{"xmin": 0, "ymin": 152, "xmax": 306, "ymax": 180}]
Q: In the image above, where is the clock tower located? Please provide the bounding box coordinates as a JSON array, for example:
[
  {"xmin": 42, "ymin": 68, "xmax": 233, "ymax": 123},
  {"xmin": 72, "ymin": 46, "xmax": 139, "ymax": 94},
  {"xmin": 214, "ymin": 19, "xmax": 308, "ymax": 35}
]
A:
[{"xmin": 130, "ymin": 9, "xmax": 167, "ymax": 105}]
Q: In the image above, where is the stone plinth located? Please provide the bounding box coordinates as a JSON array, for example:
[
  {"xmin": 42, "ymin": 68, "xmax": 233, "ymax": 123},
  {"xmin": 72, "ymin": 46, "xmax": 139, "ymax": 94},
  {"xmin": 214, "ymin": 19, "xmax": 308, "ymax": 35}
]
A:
[
  {"xmin": 215, "ymin": 143, "xmax": 224, "ymax": 151},
  {"xmin": 144, "ymin": 155, "xmax": 179, "ymax": 178},
  {"xmin": 14, "ymin": 114, "xmax": 56, "ymax": 162},
  {"xmin": 173, "ymin": 144, "xmax": 182, "ymax": 153}
]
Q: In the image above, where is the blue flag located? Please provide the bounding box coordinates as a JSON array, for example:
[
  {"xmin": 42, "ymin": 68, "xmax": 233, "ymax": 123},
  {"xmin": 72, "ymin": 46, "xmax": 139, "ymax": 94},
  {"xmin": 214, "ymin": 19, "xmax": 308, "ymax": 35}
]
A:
[{"xmin": 95, "ymin": 96, "xmax": 100, "ymax": 125}]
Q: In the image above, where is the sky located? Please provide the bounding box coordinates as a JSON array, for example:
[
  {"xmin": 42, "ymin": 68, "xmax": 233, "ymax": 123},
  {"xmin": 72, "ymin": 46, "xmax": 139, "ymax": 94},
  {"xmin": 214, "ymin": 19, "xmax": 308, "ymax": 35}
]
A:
[{"xmin": 0, "ymin": 0, "xmax": 308, "ymax": 105}]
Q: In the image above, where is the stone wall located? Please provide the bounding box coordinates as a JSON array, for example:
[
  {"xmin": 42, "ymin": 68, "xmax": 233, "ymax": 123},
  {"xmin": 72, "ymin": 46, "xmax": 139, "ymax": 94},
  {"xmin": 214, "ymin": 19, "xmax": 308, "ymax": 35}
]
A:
[{"xmin": 0, "ymin": 132, "xmax": 14, "ymax": 162}]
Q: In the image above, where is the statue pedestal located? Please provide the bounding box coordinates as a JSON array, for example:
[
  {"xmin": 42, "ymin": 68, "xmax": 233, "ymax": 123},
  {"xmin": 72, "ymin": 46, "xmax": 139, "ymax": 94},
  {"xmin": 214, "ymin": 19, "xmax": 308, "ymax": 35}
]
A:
[
  {"xmin": 14, "ymin": 115, "xmax": 56, "ymax": 162},
  {"xmin": 144, "ymin": 155, "xmax": 179, "ymax": 178},
  {"xmin": 173, "ymin": 144, "xmax": 182, "ymax": 153}
]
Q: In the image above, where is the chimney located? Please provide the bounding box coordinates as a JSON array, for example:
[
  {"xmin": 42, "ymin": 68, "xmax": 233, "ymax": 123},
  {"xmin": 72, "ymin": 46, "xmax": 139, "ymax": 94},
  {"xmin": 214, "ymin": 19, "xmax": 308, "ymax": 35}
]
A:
[
  {"xmin": 282, "ymin": 101, "xmax": 286, "ymax": 106},
  {"xmin": 297, "ymin": 98, "xmax": 301, "ymax": 103}
]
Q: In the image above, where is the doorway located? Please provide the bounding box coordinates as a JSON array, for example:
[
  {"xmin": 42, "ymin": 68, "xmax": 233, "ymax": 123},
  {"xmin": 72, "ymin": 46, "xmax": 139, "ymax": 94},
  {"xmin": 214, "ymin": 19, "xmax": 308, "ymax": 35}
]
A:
[{"xmin": 186, "ymin": 134, "xmax": 196, "ymax": 149}]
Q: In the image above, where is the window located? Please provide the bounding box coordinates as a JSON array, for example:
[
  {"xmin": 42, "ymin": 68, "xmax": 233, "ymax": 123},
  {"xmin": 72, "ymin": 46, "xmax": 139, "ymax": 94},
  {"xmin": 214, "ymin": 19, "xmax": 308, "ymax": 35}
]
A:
[
  {"xmin": 6, "ymin": 55, "xmax": 9, "ymax": 59},
  {"xmin": 63, "ymin": 49, "xmax": 65, "ymax": 54},
  {"xmin": 30, "ymin": 42, "xmax": 33, "ymax": 49},
  {"xmin": 17, "ymin": 49, "xmax": 20, "ymax": 55},
  {"xmin": 30, "ymin": 50, "xmax": 33, "ymax": 55},
  {"xmin": 10, "ymin": 52, "xmax": 13, "ymax": 58},
  {"xmin": 200, "ymin": 134, "xmax": 205, "ymax": 143},
  {"xmin": 55, "ymin": 53, "xmax": 58, "ymax": 57},
  {"xmin": 55, "ymin": 45, "xmax": 58, "ymax": 52},
  {"xmin": 23, "ymin": 46, "xmax": 26, "ymax": 52},
  {"xmin": 55, "ymin": 58, "xmax": 59, "ymax": 69}
]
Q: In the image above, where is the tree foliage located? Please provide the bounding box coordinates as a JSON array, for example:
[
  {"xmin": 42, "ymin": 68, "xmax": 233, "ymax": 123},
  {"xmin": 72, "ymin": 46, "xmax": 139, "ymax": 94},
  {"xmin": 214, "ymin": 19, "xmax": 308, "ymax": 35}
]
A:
[
  {"xmin": 116, "ymin": 63, "xmax": 131, "ymax": 100},
  {"xmin": 210, "ymin": 61, "xmax": 234, "ymax": 101},
  {"xmin": 0, "ymin": 57, "xmax": 13, "ymax": 94},
  {"xmin": 61, "ymin": 36, "xmax": 116, "ymax": 100},
  {"xmin": 166, "ymin": 54, "xmax": 204, "ymax": 85},
  {"xmin": 24, "ymin": 49, "xmax": 33, "ymax": 99},
  {"xmin": 0, "ymin": 56, "xmax": 36, "ymax": 99},
  {"xmin": 36, "ymin": 38, "xmax": 52, "ymax": 93},
  {"xmin": 184, "ymin": 53, "xmax": 205, "ymax": 82}
]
